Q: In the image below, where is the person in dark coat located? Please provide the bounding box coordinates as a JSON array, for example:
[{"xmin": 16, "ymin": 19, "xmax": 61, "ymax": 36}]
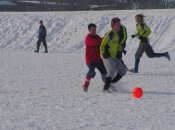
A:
[{"xmin": 34, "ymin": 20, "xmax": 48, "ymax": 53}]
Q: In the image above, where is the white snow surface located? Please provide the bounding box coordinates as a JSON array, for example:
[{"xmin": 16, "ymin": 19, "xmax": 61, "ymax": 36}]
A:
[{"xmin": 0, "ymin": 10, "xmax": 175, "ymax": 130}]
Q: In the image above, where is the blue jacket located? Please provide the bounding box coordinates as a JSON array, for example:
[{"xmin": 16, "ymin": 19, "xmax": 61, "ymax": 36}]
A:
[{"xmin": 39, "ymin": 25, "xmax": 47, "ymax": 39}]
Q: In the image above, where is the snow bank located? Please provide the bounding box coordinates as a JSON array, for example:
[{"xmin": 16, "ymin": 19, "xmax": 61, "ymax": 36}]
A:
[{"xmin": 0, "ymin": 9, "xmax": 175, "ymax": 52}]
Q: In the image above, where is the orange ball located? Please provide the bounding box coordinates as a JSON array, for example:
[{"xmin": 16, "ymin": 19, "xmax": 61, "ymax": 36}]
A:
[{"xmin": 132, "ymin": 87, "xmax": 143, "ymax": 98}]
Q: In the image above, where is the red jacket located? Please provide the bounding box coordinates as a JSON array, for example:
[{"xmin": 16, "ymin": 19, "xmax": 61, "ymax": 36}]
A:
[{"xmin": 85, "ymin": 33, "xmax": 102, "ymax": 64}]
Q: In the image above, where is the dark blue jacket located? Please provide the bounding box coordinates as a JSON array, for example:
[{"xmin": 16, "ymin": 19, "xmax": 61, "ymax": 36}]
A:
[{"xmin": 39, "ymin": 25, "xmax": 47, "ymax": 39}]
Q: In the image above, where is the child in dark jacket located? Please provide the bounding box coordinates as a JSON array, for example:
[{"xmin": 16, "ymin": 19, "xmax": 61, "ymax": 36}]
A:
[{"xmin": 34, "ymin": 20, "xmax": 48, "ymax": 53}]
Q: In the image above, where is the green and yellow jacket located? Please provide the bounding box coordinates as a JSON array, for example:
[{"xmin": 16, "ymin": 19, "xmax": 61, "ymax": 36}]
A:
[
  {"xmin": 118, "ymin": 25, "xmax": 127, "ymax": 48},
  {"xmin": 100, "ymin": 30, "xmax": 122, "ymax": 59},
  {"xmin": 135, "ymin": 23, "xmax": 151, "ymax": 43}
]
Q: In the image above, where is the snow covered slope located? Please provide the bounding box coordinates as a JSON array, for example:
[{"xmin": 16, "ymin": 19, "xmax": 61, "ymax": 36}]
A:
[
  {"xmin": 0, "ymin": 10, "xmax": 175, "ymax": 130},
  {"xmin": 0, "ymin": 9, "xmax": 175, "ymax": 52}
]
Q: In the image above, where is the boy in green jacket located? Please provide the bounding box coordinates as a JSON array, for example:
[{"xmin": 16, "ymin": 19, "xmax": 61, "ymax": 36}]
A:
[{"xmin": 100, "ymin": 17, "xmax": 127, "ymax": 92}]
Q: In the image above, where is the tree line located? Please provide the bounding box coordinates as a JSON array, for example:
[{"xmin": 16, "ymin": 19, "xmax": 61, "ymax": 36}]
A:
[{"xmin": 0, "ymin": 0, "xmax": 175, "ymax": 11}]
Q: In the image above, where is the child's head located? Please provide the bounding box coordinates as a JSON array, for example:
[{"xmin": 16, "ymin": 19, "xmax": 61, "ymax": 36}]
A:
[
  {"xmin": 135, "ymin": 14, "xmax": 145, "ymax": 24},
  {"xmin": 39, "ymin": 20, "xmax": 43, "ymax": 25},
  {"xmin": 88, "ymin": 23, "xmax": 97, "ymax": 35},
  {"xmin": 111, "ymin": 17, "xmax": 121, "ymax": 32}
]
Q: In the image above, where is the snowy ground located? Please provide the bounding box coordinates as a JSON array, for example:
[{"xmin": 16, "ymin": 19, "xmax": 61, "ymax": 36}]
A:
[{"xmin": 0, "ymin": 10, "xmax": 175, "ymax": 130}]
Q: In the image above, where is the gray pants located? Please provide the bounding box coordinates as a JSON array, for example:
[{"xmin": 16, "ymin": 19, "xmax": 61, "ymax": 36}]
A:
[
  {"xmin": 134, "ymin": 43, "xmax": 167, "ymax": 72},
  {"xmin": 102, "ymin": 58, "xmax": 127, "ymax": 78},
  {"xmin": 135, "ymin": 43, "xmax": 166, "ymax": 59}
]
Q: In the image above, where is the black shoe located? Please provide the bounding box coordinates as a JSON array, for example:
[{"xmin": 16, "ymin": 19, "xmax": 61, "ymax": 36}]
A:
[
  {"xmin": 128, "ymin": 68, "xmax": 138, "ymax": 73},
  {"xmin": 103, "ymin": 77, "xmax": 111, "ymax": 91},
  {"xmin": 34, "ymin": 50, "xmax": 39, "ymax": 53},
  {"xmin": 165, "ymin": 52, "xmax": 170, "ymax": 61},
  {"xmin": 44, "ymin": 51, "xmax": 48, "ymax": 53}
]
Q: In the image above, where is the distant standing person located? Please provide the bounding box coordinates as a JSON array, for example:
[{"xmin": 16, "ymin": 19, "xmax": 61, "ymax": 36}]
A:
[
  {"xmin": 34, "ymin": 20, "xmax": 48, "ymax": 53},
  {"xmin": 130, "ymin": 14, "xmax": 170, "ymax": 73}
]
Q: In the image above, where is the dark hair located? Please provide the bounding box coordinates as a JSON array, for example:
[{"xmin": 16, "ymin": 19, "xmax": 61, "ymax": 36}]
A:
[
  {"xmin": 111, "ymin": 17, "xmax": 121, "ymax": 27},
  {"xmin": 39, "ymin": 20, "xmax": 43, "ymax": 24},
  {"xmin": 88, "ymin": 23, "xmax": 97, "ymax": 30},
  {"xmin": 135, "ymin": 14, "xmax": 145, "ymax": 22}
]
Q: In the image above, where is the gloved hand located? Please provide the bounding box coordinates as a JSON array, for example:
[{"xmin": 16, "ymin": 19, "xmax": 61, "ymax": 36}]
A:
[
  {"xmin": 116, "ymin": 52, "xmax": 122, "ymax": 59},
  {"xmin": 102, "ymin": 53, "xmax": 109, "ymax": 59},
  {"xmin": 131, "ymin": 35, "xmax": 136, "ymax": 38},
  {"xmin": 118, "ymin": 44, "xmax": 127, "ymax": 55},
  {"xmin": 122, "ymin": 50, "xmax": 127, "ymax": 55}
]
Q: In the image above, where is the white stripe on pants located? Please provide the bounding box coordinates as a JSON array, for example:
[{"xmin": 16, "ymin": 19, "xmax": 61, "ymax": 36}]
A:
[{"xmin": 102, "ymin": 57, "xmax": 127, "ymax": 78}]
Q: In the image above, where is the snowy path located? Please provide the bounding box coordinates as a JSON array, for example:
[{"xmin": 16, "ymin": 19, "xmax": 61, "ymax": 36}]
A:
[{"xmin": 0, "ymin": 51, "xmax": 175, "ymax": 130}]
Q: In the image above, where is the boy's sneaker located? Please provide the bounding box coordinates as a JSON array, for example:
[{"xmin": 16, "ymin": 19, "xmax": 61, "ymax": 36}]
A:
[
  {"xmin": 34, "ymin": 50, "xmax": 39, "ymax": 53},
  {"xmin": 103, "ymin": 77, "xmax": 111, "ymax": 90},
  {"xmin": 128, "ymin": 68, "xmax": 138, "ymax": 73},
  {"xmin": 83, "ymin": 86, "xmax": 88, "ymax": 92},
  {"xmin": 165, "ymin": 52, "xmax": 170, "ymax": 61},
  {"xmin": 83, "ymin": 79, "xmax": 90, "ymax": 92},
  {"xmin": 83, "ymin": 83, "xmax": 89, "ymax": 92}
]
